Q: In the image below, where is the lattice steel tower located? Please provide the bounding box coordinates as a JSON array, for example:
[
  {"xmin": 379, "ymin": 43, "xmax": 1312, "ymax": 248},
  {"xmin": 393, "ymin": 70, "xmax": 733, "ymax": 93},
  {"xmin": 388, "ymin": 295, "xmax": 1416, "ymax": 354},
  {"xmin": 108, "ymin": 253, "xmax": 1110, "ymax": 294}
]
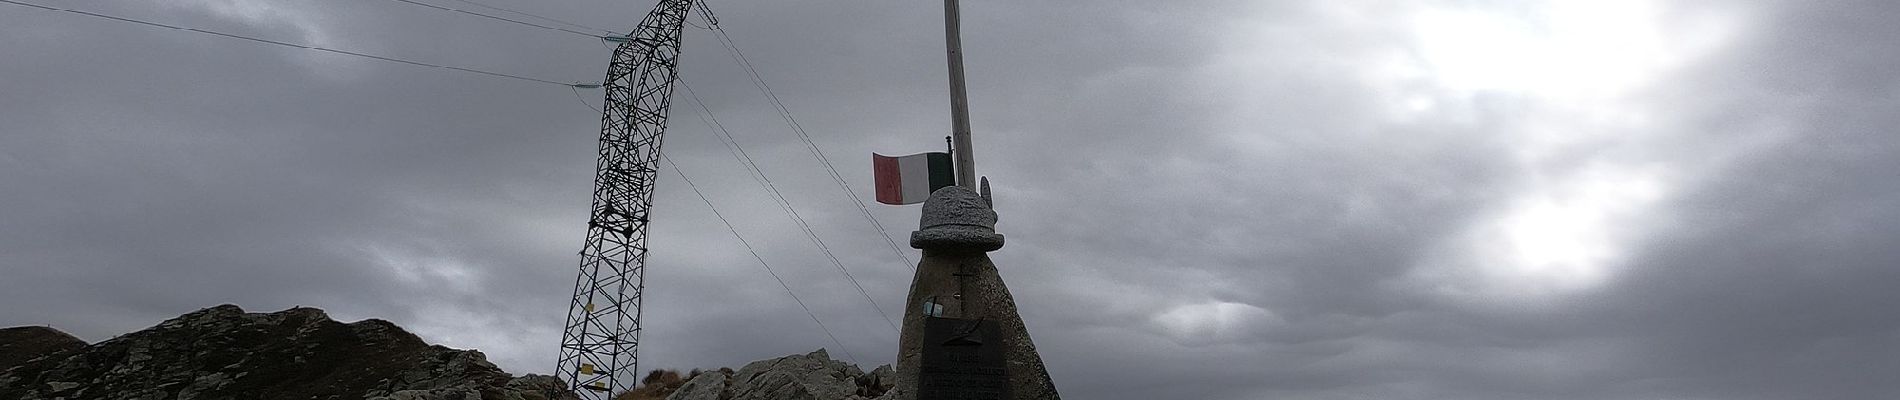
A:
[{"xmin": 556, "ymin": 0, "xmax": 695, "ymax": 397}]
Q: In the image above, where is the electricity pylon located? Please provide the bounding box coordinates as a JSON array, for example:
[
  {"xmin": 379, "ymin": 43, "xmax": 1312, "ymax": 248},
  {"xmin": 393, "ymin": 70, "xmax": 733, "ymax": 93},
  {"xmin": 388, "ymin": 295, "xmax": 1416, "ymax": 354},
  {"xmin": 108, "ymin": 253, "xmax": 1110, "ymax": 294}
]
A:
[{"xmin": 555, "ymin": 1, "xmax": 695, "ymax": 398}]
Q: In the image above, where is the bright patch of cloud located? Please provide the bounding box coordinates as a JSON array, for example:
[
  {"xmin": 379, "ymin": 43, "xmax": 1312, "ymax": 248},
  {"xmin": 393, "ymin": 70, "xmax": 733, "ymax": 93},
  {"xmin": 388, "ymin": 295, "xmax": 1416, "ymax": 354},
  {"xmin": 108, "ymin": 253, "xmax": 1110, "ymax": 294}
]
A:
[
  {"xmin": 175, "ymin": 0, "xmax": 337, "ymax": 47},
  {"xmin": 1407, "ymin": 0, "xmax": 1669, "ymax": 98},
  {"xmin": 1404, "ymin": 0, "xmax": 1738, "ymax": 100},
  {"xmin": 166, "ymin": 0, "xmax": 360, "ymax": 80},
  {"xmin": 353, "ymin": 242, "xmax": 487, "ymax": 294},
  {"xmin": 1464, "ymin": 164, "xmax": 1672, "ymax": 296},
  {"xmin": 1393, "ymin": 0, "xmax": 1741, "ymax": 301},
  {"xmin": 1149, "ymin": 301, "xmax": 1279, "ymax": 347}
]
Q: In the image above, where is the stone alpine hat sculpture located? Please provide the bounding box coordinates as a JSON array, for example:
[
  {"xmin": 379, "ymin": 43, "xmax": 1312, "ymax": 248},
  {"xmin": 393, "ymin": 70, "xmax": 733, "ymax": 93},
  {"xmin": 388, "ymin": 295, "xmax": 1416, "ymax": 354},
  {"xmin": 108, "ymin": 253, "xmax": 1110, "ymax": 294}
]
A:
[{"xmin": 910, "ymin": 178, "xmax": 1004, "ymax": 253}]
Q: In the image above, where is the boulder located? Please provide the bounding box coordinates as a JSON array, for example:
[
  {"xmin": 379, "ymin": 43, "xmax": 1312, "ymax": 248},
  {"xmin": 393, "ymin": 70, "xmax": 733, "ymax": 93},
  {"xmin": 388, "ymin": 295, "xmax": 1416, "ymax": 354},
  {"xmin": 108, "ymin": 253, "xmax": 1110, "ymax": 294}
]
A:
[
  {"xmin": 664, "ymin": 369, "xmax": 728, "ymax": 400},
  {"xmin": 727, "ymin": 349, "xmax": 862, "ymax": 400}
]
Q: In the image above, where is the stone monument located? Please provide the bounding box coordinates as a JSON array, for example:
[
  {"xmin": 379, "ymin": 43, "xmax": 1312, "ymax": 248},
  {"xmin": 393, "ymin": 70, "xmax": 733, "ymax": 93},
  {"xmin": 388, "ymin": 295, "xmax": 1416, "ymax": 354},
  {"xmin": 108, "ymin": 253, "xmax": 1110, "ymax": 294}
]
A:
[{"xmin": 889, "ymin": 179, "xmax": 1059, "ymax": 400}]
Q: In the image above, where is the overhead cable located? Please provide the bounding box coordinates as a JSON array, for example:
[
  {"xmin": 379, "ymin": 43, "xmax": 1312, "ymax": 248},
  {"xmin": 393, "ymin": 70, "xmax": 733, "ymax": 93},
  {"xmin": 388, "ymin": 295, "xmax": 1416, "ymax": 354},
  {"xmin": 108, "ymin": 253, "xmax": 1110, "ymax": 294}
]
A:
[
  {"xmin": 445, "ymin": 0, "xmax": 618, "ymax": 35},
  {"xmin": 661, "ymin": 154, "xmax": 859, "ymax": 364},
  {"xmin": 382, "ymin": 0, "xmax": 605, "ymax": 39},
  {"xmin": 696, "ymin": 2, "xmax": 921, "ymax": 273},
  {"xmin": 680, "ymin": 79, "xmax": 900, "ymax": 333},
  {"xmin": 0, "ymin": 0, "xmax": 586, "ymax": 88},
  {"xmin": 569, "ymin": 86, "xmax": 601, "ymax": 114}
]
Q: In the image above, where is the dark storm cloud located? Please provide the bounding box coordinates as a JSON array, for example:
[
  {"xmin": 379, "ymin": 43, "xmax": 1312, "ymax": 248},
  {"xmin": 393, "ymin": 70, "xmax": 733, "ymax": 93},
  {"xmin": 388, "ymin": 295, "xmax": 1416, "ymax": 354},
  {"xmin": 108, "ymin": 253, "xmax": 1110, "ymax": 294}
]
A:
[{"xmin": 4, "ymin": 0, "xmax": 1899, "ymax": 399}]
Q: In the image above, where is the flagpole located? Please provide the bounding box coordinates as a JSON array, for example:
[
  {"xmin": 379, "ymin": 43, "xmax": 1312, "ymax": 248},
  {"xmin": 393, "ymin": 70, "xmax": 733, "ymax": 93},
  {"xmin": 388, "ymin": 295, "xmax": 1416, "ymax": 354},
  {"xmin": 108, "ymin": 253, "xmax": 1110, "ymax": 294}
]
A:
[{"xmin": 944, "ymin": 0, "xmax": 976, "ymax": 189}]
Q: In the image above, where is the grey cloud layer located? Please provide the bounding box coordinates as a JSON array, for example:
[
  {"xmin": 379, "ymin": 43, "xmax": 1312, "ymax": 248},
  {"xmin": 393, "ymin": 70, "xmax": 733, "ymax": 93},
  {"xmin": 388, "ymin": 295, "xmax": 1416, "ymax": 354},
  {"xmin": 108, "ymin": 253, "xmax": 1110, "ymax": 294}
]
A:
[{"xmin": 3, "ymin": 0, "xmax": 1897, "ymax": 399}]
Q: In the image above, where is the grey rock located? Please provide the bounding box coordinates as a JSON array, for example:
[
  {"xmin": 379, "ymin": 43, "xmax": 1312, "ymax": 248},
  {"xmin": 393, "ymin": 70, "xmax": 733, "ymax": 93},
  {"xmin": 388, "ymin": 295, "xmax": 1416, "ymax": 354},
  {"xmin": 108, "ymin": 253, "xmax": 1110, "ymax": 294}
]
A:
[
  {"xmin": 175, "ymin": 372, "xmax": 233, "ymax": 398},
  {"xmin": 655, "ymin": 356, "xmax": 895, "ymax": 400},
  {"xmin": 504, "ymin": 374, "xmax": 572, "ymax": 399},
  {"xmin": 728, "ymin": 349, "xmax": 863, "ymax": 400},
  {"xmin": 370, "ymin": 388, "xmax": 483, "ymax": 400},
  {"xmin": 856, "ymin": 364, "xmax": 895, "ymax": 399},
  {"xmin": 665, "ymin": 369, "xmax": 729, "ymax": 400}
]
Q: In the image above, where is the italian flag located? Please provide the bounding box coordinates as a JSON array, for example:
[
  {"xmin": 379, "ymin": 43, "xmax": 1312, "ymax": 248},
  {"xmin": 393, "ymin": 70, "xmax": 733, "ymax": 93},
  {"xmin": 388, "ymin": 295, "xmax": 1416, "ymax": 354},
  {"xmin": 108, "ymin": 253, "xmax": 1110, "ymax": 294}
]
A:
[{"xmin": 873, "ymin": 152, "xmax": 955, "ymax": 205}]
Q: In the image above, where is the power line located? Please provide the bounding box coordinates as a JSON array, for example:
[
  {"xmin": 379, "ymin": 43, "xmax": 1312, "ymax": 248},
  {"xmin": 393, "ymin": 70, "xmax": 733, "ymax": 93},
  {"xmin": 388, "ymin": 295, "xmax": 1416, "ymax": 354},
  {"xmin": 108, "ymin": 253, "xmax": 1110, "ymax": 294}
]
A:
[
  {"xmin": 0, "ymin": 0, "xmax": 585, "ymax": 88},
  {"xmin": 569, "ymin": 86, "xmax": 600, "ymax": 114},
  {"xmin": 680, "ymin": 79, "xmax": 899, "ymax": 333},
  {"xmin": 381, "ymin": 0, "xmax": 605, "ymax": 39},
  {"xmin": 695, "ymin": 2, "xmax": 921, "ymax": 273},
  {"xmin": 660, "ymin": 155, "xmax": 858, "ymax": 364},
  {"xmin": 444, "ymin": 0, "xmax": 619, "ymax": 36},
  {"xmin": 684, "ymin": 16, "xmax": 712, "ymax": 30}
]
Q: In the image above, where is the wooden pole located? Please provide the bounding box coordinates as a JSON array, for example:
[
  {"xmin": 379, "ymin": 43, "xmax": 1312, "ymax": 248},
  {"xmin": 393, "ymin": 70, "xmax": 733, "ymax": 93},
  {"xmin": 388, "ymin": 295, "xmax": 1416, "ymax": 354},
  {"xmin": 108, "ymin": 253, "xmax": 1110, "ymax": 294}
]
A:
[{"xmin": 944, "ymin": 0, "xmax": 976, "ymax": 189}]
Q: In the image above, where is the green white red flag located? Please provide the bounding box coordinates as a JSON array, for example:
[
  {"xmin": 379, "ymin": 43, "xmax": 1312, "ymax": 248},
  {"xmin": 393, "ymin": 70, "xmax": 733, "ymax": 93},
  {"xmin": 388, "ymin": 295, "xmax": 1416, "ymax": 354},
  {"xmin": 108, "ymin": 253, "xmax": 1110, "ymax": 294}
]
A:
[{"xmin": 873, "ymin": 152, "xmax": 954, "ymax": 205}]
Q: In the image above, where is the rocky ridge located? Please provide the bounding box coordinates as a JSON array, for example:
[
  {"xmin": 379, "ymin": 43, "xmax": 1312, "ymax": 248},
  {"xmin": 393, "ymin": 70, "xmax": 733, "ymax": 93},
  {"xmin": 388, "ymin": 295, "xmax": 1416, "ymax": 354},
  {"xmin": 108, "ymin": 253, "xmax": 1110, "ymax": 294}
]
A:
[
  {"xmin": 0, "ymin": 326, "xmax": 88, "ymax": 373},
  {"xmin": 0, "ymin": 305, "xmax": 569, "ymax": 400},
  {"xmin": 656, "ymin": 349, "xmax": 894, "ymax": 400},
  {"xmin": 0, "ymin": 305, "xmax": 900, "ymax": 400}
]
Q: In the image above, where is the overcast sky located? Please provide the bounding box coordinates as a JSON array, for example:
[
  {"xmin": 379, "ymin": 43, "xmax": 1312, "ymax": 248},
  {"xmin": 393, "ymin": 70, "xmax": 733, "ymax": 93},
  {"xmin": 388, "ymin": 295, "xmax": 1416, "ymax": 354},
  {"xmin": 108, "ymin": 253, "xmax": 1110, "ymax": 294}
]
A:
[{"xmin": 4, "ymin": 0, "xmax": 1898, "ymax": 399}]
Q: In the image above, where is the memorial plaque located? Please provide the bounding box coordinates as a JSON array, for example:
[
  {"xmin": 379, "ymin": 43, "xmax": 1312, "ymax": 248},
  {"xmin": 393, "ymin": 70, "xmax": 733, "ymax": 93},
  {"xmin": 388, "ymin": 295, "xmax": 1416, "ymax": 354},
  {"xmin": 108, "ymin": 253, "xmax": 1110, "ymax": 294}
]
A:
[{"xmin": 919, "ymin": 316, "xmax": 1010, "ymax": 400}]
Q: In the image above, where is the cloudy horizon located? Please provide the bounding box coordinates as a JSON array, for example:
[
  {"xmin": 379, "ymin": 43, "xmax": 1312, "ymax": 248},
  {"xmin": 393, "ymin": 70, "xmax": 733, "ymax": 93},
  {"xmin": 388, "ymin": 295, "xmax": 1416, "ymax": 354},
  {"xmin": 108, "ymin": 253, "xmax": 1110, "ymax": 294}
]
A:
[{"xmin": 4, "ymin": 0, "xmax": 1898, "ymax": 399}]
